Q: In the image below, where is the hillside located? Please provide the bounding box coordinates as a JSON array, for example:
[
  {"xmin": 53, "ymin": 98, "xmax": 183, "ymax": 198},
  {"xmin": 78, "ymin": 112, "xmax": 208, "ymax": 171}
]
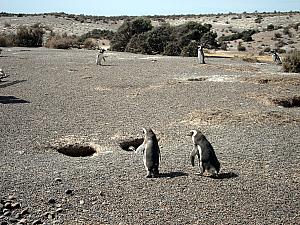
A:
[{"xmin": 0, "ymin": 12, "xmax": 299, "ymax": 53}]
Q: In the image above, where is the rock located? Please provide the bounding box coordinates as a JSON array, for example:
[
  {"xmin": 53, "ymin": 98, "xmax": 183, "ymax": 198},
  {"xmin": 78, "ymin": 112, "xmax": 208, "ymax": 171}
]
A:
[
  {"xmin": 12, "ymin": 202, "xmax": 21, "ymax": 209},
  {"xmin": 42, "ymin": 212, "xmax": 50, "ymax": 217},
  {"xmin": 7, "ymin": 195, "xmax": 16, "ymax": 201},
  {"xmin": 14, "ymin": 213, "xmax": 21, "ymax": 219},
  {"xmin": 4, "ymin": 202, "xmax": 12, "ymax": 209},
  {"xmin": 65, "ymin": 189, "xmax": 73, "ymax": 195},
  {"xmin": 3, "ymin": 211, "xmax": 11, "ymax": 216},
  {"xmin": 55, "ymin": 178, "xmax": 62, "ymax": 182},
  {"xmin": 9, "ymin": 217, "xmax": 18, "ymax": 223},
  {"xmin": 48, "ymin": 198, "xmax": 56, "ymax": 204},
  {"xmin": 56, "ymin": 208, "xmax": 63, "ymax": 213},
  {"xmin": 48, "ymin": 212, "xmax": 55, "ymax": 219},
  {"xmin": 32, "ymin": 219, "xmax": 42, "ymax": 225},
  {"xmin": 55, "ymin": 204, "xmax": 62, "ymax": 208},
  {"xmin": 79, "ymin": 200, "xmax": 84, "ymax": 205},
  {"xmin": 18, "ymin": 218, "xmax": 27, "ymax": 224},
  {"xmin": 20, "ymin": 208, "xmax": 29, "ymax": 215}
]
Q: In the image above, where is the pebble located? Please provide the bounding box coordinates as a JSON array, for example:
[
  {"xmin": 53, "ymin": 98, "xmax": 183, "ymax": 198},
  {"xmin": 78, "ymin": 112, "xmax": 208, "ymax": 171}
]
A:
[
  {"xmin": 55, "ymin": 178, "xmax": 62, "ymax": 182},
  {"xmin": 32, "ymin": 219, "xmax": 43, "ymax": 225},
  {"xmin": 65, "ymin": 189, "xmax": 73, "ymax": 195},
  {"xmin": 18, "ymin": 218, "xmax": 27, "ymax": 224},
  {"xmin": 14, "ymin": 213, "xmax": 21, "ymax": 219},
  {"xmin": 48, "ymin": 212, "xmax": 55, "ymax": 219},
  {"xmin": 56, "ymin": 208, "xmax": 63, "ymax": 213},
  {"xmin": 79, "ymin": 200, "xmax": 84, "ymax": 205},
  {"xmin": 55, "ymin": 204, "xmax": 62, "ymax": 208},
  {"xmin": 12, "ymin": 202, "xmax": 21, "ymax": 209},
  {"xmin": 9, "ymin": 218, "xmax": 18, "ymax": 223},
  {"xmin": 21, "ymin": 208, "xmax": 29, "ymax": 215},
  {"xmin": 4, "ymin": 202, "xmax": 12, "ymax": 209},
  {"xmin": 48, "ymin": 198, "xmax": 56, "ymax": 204},
  {"xmin": 8, "ymin": 195, "xmax": 16, "ymax": 200},
  {"xmin": 3, "ymin": 211, "xmax": 11, "ymax": 216}
]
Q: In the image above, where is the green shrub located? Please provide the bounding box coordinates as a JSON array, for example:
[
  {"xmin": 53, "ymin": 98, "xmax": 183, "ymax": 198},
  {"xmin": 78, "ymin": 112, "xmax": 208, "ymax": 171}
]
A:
[
  {"xmin": 78, "ymin": 29, "xmax": 115, "ymax": 43},
  {"xmin": 125, "ymin": 33, "xmax": 150, "ymax": 54},
  {"xmin": 15, "ymin": 25, "xmax": 44, "ymax": 47},
  {"xmin": 147, "ymin": 24, "xmax": 173, "ymax": 54},
  {"xmin": 181, "ymin": 41, "xmax": 199, "ymax": 57},
  {"xmin": 282, "ymin": 50, "xmax": 300, "ymax": 73},
  {"xmin": 110, "ymin": 17, "xmax": 152, "ymax": 51},
  {"xmin": 163, "ymin": 42, "xmax": 181, "ymax": 56}
]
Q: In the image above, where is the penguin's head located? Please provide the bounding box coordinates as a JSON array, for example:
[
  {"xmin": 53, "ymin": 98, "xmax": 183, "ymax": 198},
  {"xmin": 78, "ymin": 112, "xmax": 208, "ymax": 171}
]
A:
[
  {"xmin": 142, "ymin": 127, "xmax": 157, "ymax": 140},
  {"xmin": 187, "ymin": 129, "xmax": 201, "ymax": 137}
]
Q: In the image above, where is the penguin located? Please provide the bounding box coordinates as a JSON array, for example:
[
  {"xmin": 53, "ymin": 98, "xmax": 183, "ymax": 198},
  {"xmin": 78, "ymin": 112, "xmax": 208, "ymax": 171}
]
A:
[
  {"xmin": 138, "ymin": 128, "xmax": 160, "ymax": 178},
  {"xmin": 188, "ymin": 129, "xmax": 220, "ymax": 177}
]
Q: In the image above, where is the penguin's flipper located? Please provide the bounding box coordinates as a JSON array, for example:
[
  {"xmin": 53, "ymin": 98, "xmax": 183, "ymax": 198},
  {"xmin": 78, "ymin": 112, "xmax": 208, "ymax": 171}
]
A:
[
  {"xmin": 135, "ymin": 142, "xmax": 145, "ymax": 154},
  {"xmin": 190, "ymin": 148, "xmax": 198, "ymax": 167}
]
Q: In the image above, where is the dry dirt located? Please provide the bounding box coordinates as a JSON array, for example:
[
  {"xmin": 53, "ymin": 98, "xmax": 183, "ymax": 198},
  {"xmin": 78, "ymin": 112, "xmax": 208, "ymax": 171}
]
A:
[{"xmin": 0, "ymin": 47, "xmax": 299, "ymax": 224}]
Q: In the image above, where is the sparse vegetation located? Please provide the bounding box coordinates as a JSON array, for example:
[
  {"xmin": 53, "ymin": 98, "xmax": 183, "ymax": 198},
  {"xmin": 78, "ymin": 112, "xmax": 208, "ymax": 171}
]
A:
[
  {"xmin": 45, "ymin": 33, "xmax": 79, "ymax": 49},
  {"xmin": 282, "ymin": 50, "xmax": 300, "ymax": 73},
  {"xmin": 237, "ymin": 42, "xmax": 246, "ymax": 51},
  {"xmin": 15, "ymin": 24, "xmax": 45, "ymax": 47}
]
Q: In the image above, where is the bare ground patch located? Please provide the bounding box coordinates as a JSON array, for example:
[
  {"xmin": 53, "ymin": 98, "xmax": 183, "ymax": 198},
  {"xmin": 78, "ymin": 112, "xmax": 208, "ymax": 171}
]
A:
[
  {"xmin": 182, "ymin": 108, "xmax": 299, "ymax": 126},
  {"xmin": 247, "ymin": 93, "xmax": 300, "ymax": 108},
  {"xmin": 240, "ymin": 74, "xmax": 300, "ymax": 86}
]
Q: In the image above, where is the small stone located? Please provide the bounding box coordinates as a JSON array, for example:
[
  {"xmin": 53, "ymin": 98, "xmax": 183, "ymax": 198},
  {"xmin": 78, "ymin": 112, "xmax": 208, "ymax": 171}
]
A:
[
  {"xmin": 99, "ymin": 191, "xmax": 104, "ymax": 196},
  {"xmin": 9, "ymin": 218, "xmax": 18, "ymax": 223},
  {"xmin": 48, "ymin": 212, "xmax": 55, "ymax": 219},
  {"xmin": 79, "ymin": 200, "xmax": 84, "ymax": 205},
  {"xmin": 32, "ymin": 219, "xmax": 42, "ymax": 225},
  {"xmin": 48, "ymin": 198, "xmax": 56, "ymax": 204},
  {"xmin": 21, "ymin": 208, "xmax": 29, "ymax": 215},
  {"xmin": 4, "ymin": 202, "xmax": 12, "ymax": 209},
  {"xmin": 55, "ymin": 178, "xmax": 62, "ymax": 182},
  {"xmin": 3, "ymin": 211, "xmax": 11, "ymax": 216},
  {"xmin": 3, "ymin": 208, "xmax": 9, "ymax": 213},
  {"xmin": 12, "ymin": 202, "xmax": 21, "ymax": 209},
  {"xmin": 42, "ymin": 212, "xmax": 50, "ymax": 217},
  {"xmin": 65, "ymin": 189, "xmax": 73, "ymax": 195},
  {"xmin": 8, "ymin": 195, "xmax": 16, "ymax": 201},
  {"xmin": 14, "ymin": 213, "xmax": 21, "ymax": 219},
  {"xmin": 55, "ymin": 204, "xmax": 62, "ymax": 208},
  {"xmin": 18, "ymin": 218, "xmax": 27, "ymax": 224},
  {"xmin": 56, "ymin": 208, "xmax": 63, "ymax": 213}
]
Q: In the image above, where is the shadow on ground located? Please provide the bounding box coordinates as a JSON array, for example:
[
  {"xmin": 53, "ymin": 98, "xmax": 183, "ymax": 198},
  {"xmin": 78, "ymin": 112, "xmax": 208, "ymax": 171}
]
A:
[
  {"xmin": 0, "ymin": 96, "xmax": 30, "ymax": 104},
  {"xmin": 159, "ymin": 171, "xmax": 189, "ymax": 178},
  {"xmin": 0, "ymin": 80, "xmax": 27, "ymax": 88}
]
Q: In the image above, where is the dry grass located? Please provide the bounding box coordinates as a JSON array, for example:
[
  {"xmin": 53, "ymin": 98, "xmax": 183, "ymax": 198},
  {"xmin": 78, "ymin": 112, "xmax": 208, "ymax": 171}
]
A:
[{"xmin": 240, "ymin": 74, "xmax": 300, "ymax": 86}]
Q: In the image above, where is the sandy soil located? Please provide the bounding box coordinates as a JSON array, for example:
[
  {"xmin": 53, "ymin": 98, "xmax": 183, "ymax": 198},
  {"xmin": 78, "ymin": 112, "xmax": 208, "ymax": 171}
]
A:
[{"xmin": 0, "ymin": 47, "xmax": 299, "ymax": 224}]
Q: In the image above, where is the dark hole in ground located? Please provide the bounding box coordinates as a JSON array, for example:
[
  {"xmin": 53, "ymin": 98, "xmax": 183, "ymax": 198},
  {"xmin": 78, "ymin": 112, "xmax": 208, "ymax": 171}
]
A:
[
  {"xmin": 187, "ymin": 77, "xmax": 207, "ymax": 82},
  {"xmin": 57, "ymin": 144, "xmax": 96, "ymax": 157},
  {"xmin": 119, "ymin": 138, "xmax": 144, "ymax": 151},
  {"xmin": 272, "ymin": 96, "xmax": 300, "ymax": 108}
]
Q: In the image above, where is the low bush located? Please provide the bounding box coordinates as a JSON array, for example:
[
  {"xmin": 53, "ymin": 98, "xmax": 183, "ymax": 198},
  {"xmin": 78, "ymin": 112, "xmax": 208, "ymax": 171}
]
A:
[
  {"xmin": 83, "ymin": 38, "xmax": 98, "ymax": 49},
  {"xmin": 237, "ymin": 42, "xmax": 246, "ymax": 51},
  {"xmin": 0, "ymin": 33, "xmax": 15, "ymax": 47},
  {"xmin": 282, "ymin": 50, "xmax": 300, "ymax": 73},
  {"xmin": 15, "ymin": 24, "xmax": 44, "ymax": 47},
  {"xmin": 45, "ymin": 34, "xmax": 79, "ymax": 49}
]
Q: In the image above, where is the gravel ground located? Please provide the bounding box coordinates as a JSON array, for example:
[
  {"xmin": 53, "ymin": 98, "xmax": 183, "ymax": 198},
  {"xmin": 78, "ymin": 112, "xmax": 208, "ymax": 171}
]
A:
[{"xmin": 0, "ymin": 47, "xmax": 299, "ymax": 225}]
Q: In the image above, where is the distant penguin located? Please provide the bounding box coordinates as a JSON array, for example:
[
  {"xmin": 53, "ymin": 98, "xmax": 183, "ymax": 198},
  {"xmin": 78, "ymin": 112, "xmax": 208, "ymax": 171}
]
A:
[
  {"xmin": 96, "ymin": 48, "xmax": 106, "ymax": 65},
  {"xmin": 188, "ymin": 129, "xmax": 220, "ymax": 177},
  {"xmin": 197, "ymin": 45, "xmax": 205, "ymax": 64},
  {"xmin": 137, "ymin": 128, "xmax": 160, "ymax": 178}
]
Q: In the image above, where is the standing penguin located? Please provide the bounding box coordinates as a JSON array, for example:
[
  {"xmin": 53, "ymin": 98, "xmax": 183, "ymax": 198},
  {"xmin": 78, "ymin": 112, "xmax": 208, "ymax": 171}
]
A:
[
  {"xmin": 137, "ymin": 128, "xmax": 160, "ymax": 178},
  {"xmin": 188, "ymin": 129, "xmax": 220, "ymax": 177},
  {"xmin": 197, "ymin": 45, "xmax": 205, "ymax": 64}
]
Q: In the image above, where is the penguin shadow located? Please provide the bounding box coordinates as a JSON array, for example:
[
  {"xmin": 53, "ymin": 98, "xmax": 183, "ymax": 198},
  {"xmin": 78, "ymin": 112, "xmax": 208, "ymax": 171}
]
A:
[
  {"xmin": 213, "ymin": 172, "xmax": 239, "ymax": 180},
  {"xmin": 159, "ymin": 171, "xmax": 189, "ymax": 179}
]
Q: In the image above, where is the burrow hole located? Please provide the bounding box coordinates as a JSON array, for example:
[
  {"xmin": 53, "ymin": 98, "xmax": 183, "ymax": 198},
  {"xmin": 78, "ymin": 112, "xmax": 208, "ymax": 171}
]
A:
[
  {"xmin": 187, "ymin": 77, "xmax": 207, "ymax": 82},
  {"xmin": 119, "ymin": 138, "xmax": 144, "ymax": 151},
  {"xmin": 57, "ymin": 144, "xmax": 96, "ymax": 157},
  {"xmin": 272, "ymin": 96, "xmax": 300, "ymax": 108}
]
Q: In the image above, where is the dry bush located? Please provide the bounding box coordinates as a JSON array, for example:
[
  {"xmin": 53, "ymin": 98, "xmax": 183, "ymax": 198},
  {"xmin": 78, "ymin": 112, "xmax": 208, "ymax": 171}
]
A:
[
  {"xmin": 282, "ymin": 50, "xmax": 300, "ymax": 73},
  {"xmin": 83, "ymin": 38, "xmax": 98, "ymax": 50},
  {"xmin": 45, "ymin": 34, "xmax": 79, "ymax": 49}
]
